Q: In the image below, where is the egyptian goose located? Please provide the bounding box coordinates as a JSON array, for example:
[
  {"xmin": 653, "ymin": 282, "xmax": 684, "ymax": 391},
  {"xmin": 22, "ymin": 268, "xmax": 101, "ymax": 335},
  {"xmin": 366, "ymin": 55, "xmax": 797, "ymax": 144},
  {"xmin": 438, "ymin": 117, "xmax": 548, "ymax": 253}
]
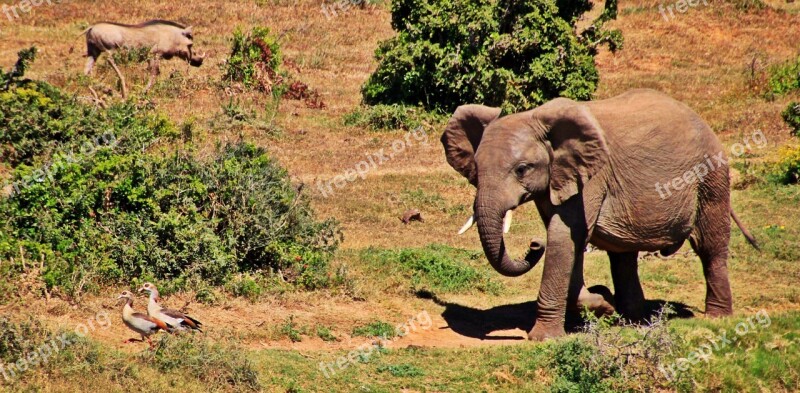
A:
[
  {"xmin": 139, "ymin": 282, "xmax": 203, "ymax": 332},
  {"xmin": 117, "ymin": 291, "xmax": 172, "ymax": 345}
]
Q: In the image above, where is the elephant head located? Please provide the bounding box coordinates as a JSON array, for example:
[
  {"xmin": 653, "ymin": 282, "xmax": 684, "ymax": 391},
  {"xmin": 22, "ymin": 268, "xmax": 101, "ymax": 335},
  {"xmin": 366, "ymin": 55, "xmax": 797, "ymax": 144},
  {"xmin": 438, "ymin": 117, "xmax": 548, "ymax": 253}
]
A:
[{"xmin": 440, "ymin": 99, "xmax": 609, "ymax": 277}]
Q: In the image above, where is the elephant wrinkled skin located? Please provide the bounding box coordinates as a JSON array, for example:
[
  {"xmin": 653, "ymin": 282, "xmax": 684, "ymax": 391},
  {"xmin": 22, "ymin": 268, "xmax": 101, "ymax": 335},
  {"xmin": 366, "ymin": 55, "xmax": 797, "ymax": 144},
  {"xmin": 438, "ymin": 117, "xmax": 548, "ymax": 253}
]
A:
[{"xmin": 440, "ymin": 89, "xmax": 758, "ymax": 341}]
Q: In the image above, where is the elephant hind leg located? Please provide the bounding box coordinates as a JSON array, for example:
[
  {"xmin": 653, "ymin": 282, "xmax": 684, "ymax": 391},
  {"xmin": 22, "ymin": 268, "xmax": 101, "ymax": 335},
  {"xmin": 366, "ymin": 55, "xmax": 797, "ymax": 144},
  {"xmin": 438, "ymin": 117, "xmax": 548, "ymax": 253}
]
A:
[
  {"xmin": 689, "ymin": 196, "xmax": 733, "ymax": 317},
  {"xmin": 609, "ymin": 251, "xmax": 645, "ymax": 321}
]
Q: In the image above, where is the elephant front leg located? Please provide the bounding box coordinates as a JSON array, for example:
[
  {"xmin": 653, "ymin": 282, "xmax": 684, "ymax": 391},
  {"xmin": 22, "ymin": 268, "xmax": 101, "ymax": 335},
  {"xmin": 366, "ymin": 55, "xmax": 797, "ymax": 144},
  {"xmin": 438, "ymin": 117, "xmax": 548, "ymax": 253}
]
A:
[{"xmin": 528, "ymin": 208, "xmax": 589, "ymax": 341}]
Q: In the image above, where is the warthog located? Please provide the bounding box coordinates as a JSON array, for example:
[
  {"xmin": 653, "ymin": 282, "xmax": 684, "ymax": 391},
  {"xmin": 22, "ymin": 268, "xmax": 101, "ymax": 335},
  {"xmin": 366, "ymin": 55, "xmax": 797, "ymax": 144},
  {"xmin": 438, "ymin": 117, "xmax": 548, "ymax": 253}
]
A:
[{"xmin": 83, "ymin": 20, "xmax": 206, "ymax": 97}]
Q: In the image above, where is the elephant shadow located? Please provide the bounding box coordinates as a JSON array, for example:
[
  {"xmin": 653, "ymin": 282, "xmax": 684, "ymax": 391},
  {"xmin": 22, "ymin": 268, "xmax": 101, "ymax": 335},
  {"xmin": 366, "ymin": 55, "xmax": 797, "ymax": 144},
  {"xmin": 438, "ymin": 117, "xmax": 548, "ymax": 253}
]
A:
[{"xmin": 417, "ymin": 290, "xmax": 695, "ymax": 340}]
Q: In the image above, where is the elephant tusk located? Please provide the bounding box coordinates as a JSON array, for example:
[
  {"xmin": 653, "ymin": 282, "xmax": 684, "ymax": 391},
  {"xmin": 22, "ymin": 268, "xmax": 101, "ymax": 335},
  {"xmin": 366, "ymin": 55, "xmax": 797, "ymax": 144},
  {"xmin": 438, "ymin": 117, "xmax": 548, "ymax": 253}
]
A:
[
  {"xmin": 457, "ymin": 214, "xmax": 475, "ymax": 235},
  {"xmin": 503, "ymin": 210, "xmax": 513, "ymax": 234},
  {"xmin": 458, "ymin": 210, "xmax": 511, "ymax": 235}
]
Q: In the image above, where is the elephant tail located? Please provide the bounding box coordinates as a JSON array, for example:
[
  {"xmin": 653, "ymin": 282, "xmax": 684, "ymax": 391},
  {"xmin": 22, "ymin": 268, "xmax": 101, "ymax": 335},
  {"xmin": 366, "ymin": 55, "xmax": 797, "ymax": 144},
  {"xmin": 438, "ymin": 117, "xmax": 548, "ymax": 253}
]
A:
[{"xmin": 731, "ymin": 209, "xmax": 760, "ymax": 251}]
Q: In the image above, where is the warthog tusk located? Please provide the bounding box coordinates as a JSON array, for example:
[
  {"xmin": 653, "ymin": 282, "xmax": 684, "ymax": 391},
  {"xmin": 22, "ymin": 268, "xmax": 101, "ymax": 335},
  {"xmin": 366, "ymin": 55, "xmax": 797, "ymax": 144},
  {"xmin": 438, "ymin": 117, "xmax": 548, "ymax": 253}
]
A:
[
  {"xmin": 458, "ymin": 215, "xmax": 475, "ymax": 235},
  {"xmin": 503, "ymin": 210, "xmax": 512, "ymax": 234}
]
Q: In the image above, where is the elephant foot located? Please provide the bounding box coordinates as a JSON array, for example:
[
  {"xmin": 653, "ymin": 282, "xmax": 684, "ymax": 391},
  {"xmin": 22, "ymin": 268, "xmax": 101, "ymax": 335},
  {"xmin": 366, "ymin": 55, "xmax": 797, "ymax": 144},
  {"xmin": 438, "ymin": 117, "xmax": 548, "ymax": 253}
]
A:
[
  {"xmin": 614, "ymin": 289, "xmax": 645, "ymax": 322},
  {"xmin": 616, "ymin": 300, "xmax": 645, "ymax": 322},
  {"xmin": 527, "ymin": 323, "xmax": 566, "ymax": 341},
  {"xmin": 705, "ymin": 303, "xmax": 733, "ymax": 318},
  {"xmin": 571, "ymin": 285, "xmax": 616, "ymax": 317}
]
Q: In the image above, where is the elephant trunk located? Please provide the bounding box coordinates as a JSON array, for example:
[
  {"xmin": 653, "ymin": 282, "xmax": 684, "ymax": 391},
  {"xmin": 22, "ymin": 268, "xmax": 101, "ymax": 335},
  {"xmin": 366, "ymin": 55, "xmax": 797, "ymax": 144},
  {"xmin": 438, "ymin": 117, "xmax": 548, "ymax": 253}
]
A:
[{"xmin": 475, "ymin": 191, "xmax": 545, "ymax": 277}]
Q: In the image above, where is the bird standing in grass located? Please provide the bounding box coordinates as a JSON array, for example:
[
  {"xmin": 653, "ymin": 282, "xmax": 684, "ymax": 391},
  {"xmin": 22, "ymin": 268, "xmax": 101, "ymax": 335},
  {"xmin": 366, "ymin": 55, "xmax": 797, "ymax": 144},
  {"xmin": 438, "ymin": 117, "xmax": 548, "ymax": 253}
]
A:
[
  {"xmin": 117, "ymin": 291, "xmax": 173, "ymax": 346},
  {"xmin": 139, "ymin": 282, "xmax": 203, "ymax": 332}
]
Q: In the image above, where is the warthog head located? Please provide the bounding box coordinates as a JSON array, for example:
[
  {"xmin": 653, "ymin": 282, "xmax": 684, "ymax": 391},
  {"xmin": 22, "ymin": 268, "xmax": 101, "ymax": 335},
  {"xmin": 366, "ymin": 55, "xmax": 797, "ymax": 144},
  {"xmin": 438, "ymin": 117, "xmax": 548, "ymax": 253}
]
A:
[{"xmin": 173, "ymin": 25, "xmax": 205, "ymax": 67}]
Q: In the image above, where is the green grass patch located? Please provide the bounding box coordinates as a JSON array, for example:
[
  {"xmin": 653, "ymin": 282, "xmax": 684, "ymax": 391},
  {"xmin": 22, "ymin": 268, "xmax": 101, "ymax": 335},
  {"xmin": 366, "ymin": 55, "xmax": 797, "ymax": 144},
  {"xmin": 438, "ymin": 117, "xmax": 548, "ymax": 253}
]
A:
[
  {"xmin": 377, "ymin": 363, "xmax": 424, "ymax": 377},
  {"xmin": 276, "ymin": 316, "xmax": 307, "ymax": 343},
  {"xmin": 352, "ymin": 320, "xmax": 397, "ymax": 339},
  {"xmin": 315, "ymin": 325, "xmax": 338, "ymax": 342},
  {"xmin": 668, "ymin": 311, "xmax": 800, "ymax": 392},
  {"xmin": 358, "ymin": 244, "xmax": 502, "ymax": 295}
]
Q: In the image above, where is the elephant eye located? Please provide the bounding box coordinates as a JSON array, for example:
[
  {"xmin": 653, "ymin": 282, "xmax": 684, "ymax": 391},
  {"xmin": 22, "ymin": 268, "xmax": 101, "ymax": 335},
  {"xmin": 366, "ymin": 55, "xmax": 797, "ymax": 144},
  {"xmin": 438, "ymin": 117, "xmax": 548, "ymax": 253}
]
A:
[{"xmin": 515, "ymin": 163, "xmax": 534, "ymax": 178}]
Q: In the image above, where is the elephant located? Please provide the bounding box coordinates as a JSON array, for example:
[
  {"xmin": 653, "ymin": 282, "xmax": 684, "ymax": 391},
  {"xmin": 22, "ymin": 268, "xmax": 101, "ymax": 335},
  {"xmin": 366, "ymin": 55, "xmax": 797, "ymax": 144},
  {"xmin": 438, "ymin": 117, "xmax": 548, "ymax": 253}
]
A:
[{"xmin": 440, "ymin": 89, "xmax": 759, "ymax": 341}]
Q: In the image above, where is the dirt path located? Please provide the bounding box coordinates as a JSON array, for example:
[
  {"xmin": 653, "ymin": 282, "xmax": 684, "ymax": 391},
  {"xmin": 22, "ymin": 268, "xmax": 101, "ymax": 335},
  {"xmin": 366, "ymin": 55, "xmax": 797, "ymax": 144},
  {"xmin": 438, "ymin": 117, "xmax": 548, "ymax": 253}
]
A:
[
  {"xmin": 10, "ymin": 291, "xmax": 799, "ymax": 353},
  {"xmin": 4, "ymin": 292, "xmax": 535, "ymax": 353}
]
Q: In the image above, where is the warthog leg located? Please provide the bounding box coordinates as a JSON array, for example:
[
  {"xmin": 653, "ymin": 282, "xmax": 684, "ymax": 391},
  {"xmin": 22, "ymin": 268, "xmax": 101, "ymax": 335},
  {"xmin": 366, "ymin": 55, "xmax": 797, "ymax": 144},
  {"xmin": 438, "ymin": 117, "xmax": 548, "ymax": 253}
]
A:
[
  {"xmin": 107, "ymin": 56, "xmax": 128, "ymax": 99},
  {"xmin": 84, "ymin": 55, "xmax": 98, "ymax": 75},
  {"xmin": 145, "ymin": 58, "xmax": 160, "ymax": 93}
]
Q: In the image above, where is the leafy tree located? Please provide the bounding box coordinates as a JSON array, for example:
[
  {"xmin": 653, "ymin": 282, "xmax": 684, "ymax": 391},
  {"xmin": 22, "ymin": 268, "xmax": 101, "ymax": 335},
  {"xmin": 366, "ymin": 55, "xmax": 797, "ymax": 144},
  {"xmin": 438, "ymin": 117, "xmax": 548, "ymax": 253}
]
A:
[{"xmin": 362, "ymin": 0, "xmax": 622, "ymax": 113}]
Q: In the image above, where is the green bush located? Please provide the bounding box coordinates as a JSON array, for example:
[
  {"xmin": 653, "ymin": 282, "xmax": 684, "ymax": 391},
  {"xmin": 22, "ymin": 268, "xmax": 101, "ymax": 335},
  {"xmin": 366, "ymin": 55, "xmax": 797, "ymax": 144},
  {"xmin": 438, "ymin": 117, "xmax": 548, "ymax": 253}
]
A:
[
  {"xmin": 227, "ymin": 274, "xmax": 265, "ymax": 302},
  {"xmin": 143, "ymin": 334, "xmax": 261, "ymax": 391},
  {"xmin": 222, "ymin": 27, "xmax": 326, "ymax": 109},
  {"xmin": 571, "ymin": 308, "xmax": 681, "ymax": 391},
  {"xmin": 547, "ymin": 309, "xmax": 680, "ymax": 392},
  {"xmin": 0, "ymin": 77, "xmax": 115, "ymax": 167},
  {"xmin": 0, "ymin": 72, "xmax": 339, "ymax": 297},
  {"xmin": 361, "ymin": 0, "xmax": 622, "ymax": 112},
  {"xmin": 549, "ymin": 338, "xmax": 617, "ymax": 393},
  {"xmin": 782, "ymin": 102, "xmax": 800, "ymax": 137},
  {"xmin": 727, "ymin": 0, "xmax": 766, "ymax": 11},
  {"xmin": 0, "ymin": 46, "xmax": 36, "ymax": 90},
  {"xmin": 223, "ymin": 26, "xmax": 285, "ymax": 93},
  {"xmin": 343, "ymin": 104, "xmax": 444, "ymax": 131},
  {"xmin": 768, "ymin": 145, "xmax": 800, "ymax": 184},
  {"xmin": 767, "ymin": 56, "xmax": 800, "ymax": 97},
  {"xmin": 0, "ymin": 318, "xmax": 50, "ymax": 362}
]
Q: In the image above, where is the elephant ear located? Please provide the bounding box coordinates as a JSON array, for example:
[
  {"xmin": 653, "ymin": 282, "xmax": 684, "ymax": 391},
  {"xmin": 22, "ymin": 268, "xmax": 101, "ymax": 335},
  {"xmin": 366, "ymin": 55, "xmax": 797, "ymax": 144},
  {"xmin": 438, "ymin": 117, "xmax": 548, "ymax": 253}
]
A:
[
  {"xmin": 534, "ymin": 98, "xmax": 609, "ymax": 206},
  {"xmin": 440, "ymin": 105, "xmax": 502, "ymax": 186}
]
